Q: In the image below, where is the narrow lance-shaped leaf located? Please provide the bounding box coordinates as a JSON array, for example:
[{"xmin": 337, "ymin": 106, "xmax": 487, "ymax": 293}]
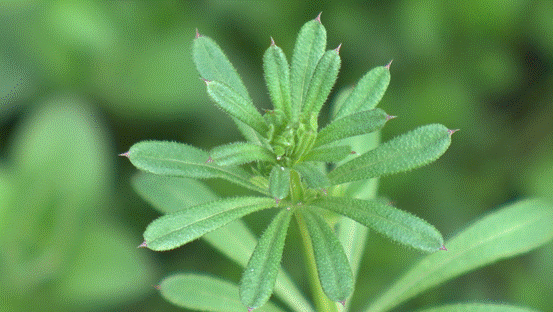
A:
[
  {"xmin": 334, "ymin": 64, "xmax": 391, "ymax": 120},
  {"xmin": 269, "ymin": 166, "xmax": 291, "ymax": 200},
  {"xmin": 264, "ymin": 39, "xmax": 292, "ymax": 118},
  {"xmin": 143, "ymin": 197, "xmax": 275, "ymax": 251},
  {"xmin": 301, "ymin": 47, "xmax": 341, "ymax": 119},
  {"xmin": 206, "ymin": 80, "xmax": 269, "ymax": 136},
  {"xmin": 123, "ymin": 141, "xmax": 268, "ymax": 194},
  {"xmin": 365, "ymin": 198, "xmax": 553, "ymax": 312},
  {"xmin": 131, "ymin": 172, "xmax": 218, "ymax": 214},
  {"xmin": 240, "ymin": 208, "xmax": 293, "ymax": 310},
  {"xmin": 314, "ymin": 108, "xmax": 391, "ymax": 148},
  {"xmin": 293, "ymin": 163, "xmax": 330, "ymax": 189},
  {"xmin": 303, "ymin": 145, "xmax": 352, "ymax": 163},
  {"xmin": 203, "ymin": 219, "xmax": 316, "ymax": 312},
  {"xmin": 160, "ymin": 273, "xmax": 286, "ymax": 312},
  {"xmin": 290, "ymin": 13, "xmax": 326, "ymax": 122},
  {"xmin": 211, "ymin": 142, "xmax": 275, "ymax": 166},
  {"xmin": 312, "ymin": 197, "xmax": 444, "ymax": 252},
  {"xmin": 300, "ymin": 208, "xmax": 353, "ymax": 302},
  {"xmin": 329, "ymin": 124, "xmax": 453, "ymax": 185},
  {"xmin": 193, "ymin": 33, "xmax": 250, "ymax": 101}
]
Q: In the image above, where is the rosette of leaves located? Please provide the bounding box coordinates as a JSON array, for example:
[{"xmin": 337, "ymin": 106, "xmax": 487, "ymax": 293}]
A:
[{"xmin": 122, "ymin": 14, "xmax": 551, "ymax": 312}]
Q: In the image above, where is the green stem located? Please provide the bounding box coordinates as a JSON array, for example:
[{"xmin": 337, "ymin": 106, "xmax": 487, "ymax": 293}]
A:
[{"xmin": 295, "ymin": 211, "xmax": 339, "ymax": 312}]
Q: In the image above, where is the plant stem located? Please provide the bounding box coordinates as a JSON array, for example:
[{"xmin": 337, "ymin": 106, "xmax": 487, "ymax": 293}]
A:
[{"xmin": 295, "ymin": 211, "xmax": 339, "ymax": 312}]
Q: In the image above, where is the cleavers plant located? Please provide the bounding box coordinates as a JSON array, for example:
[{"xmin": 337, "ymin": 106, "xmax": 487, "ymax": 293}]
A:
[{"xmin": 123, "ymin": 13, "xmax": 553, "ymax": 312}]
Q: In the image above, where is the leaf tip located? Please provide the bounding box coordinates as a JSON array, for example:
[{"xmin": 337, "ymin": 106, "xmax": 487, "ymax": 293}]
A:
[
  {"xmin": 439, "ymin": 245, "xmax": 448, "ymax": 251},
  {"xmin": 350, "ymin": 150, "xmax": 357, "ymax": 154},
  {"xmin": 195, "ymin": 28, "xmax": 202, "ymax": 39},
  {"xmin": 335, "ymin": 43, "xmax": 342, "ymax": 54},
  {"xmin": 270, "ymin": 36, "xmax": 275, "ymax": 46},
  {"xmin": 447, "ymin": 128, "xmax": 460, "ymax": 136},
  {"xmin": 206, "ymin": 156, "xmax": 213, "ymax": 163},
  {"xmin": 315, "ymin": 12, "xmax": 322, "ymax": 23},
  {"xmin": 153, "ymin": 284, "xmax": 161, "ymax": 290},
  {"xmin": 247, "ymin": 308, "xmax": 254, "ymax": 312},
  {"xmin": 339, "ymin": 300, "xmax": 346, "ymax": 307},
  {"xmin": 386, "ymin": 114, "xmax": 397, "ymax": 121},
  {"xmin": 385, "ymin": 59, "xmax": 393, "ymax": 70},
  {"xmin": 275, "ymin": 197, "xmax": 281, "ymax": 205},
  {"xmin": 200, "ymin": 77, "xmax": 211, "ymax": 85},
  {"xmin": 118, "ymin": 151, "xmax": 130, "ymax": 158},
  {"xmin": 138, "ymin": 241, "xmax": 148, "ymax": 248}
]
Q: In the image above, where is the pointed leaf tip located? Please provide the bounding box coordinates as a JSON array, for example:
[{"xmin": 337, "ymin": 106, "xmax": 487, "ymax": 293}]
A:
[
  {"xmin": 448, "ymin": 129, "xmax": 460, "ymax": 135},
  {"xmin": 339, "ymin": 300, "xmax": 346, "ymax": 307},
  {"xmin": 440, "ymin": 245, "xmax": 448, "ymax": 251},
  {"xmin": 385, "ymin": 59, "xmax": 393, "ymax": 70},
  {"xmin": 205, "ymin": 156, "xmax": 213, "ymax": 163},
  {"xmin": 153, "ymin": 284, "xmax": 161, "ymax": 290},
  {"xmin": 335, "ymin": 43, "xmax": 342, "ymax": 53},
  {"xmin": 315, "ymin": 12, "xmax": 322, "ymax": 23},
  {"xmin": 247, "ymin": 308, "xmax": 254, "ymax": 312},
  {"xmin": 195, "ymin": 28, "xmax": 201, "ymax": 39},
  {"xmin": 270, "ymin": 36, "xmax": 275, "ymax": 46},
  {"xmin": 138, "ymin": 241, "xmax": 148, "ymax": 248},
  {"xmin": 118, "ymin": 151, "xmax": 129, "ymax": 157},
  {"xmin": 200, "ymin": 77, "xmax": 211, "ymax": 85},
  {"xmin": 386, "ymin": 114, "xmax": 397, "ymax": 121}
]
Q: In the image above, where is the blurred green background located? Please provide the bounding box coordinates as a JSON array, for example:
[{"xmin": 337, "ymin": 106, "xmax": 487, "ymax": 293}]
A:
[{"xmin": 1, "ymin": 1, "xmax": 552, "ymax": 311}]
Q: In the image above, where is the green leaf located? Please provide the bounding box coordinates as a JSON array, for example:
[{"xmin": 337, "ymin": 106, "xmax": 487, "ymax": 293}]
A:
[
  {"xmin": 131, "ymin": 172, "xmax": 218, "ymax": 214},
  {"xmin": 143, "ymin": 197, "xmax": 275, "ymax": 251},
  {"xmin": 301, "ymin": 48, "xmax": 341, "ymax": 118},
  {"xmin": 193, "ymin": 34, "xmax": 250, "ymax": 101},
  {"xmin": 269, "ymin": 166, "xmax": 291, "ymax": 200},
  {"xmin": 416, "ymin": 303, "xmax": 540, "ymax": 312},
  {"xmin": 240, "ymin": 208, "xmax": 293, "ymax": 310},
  {"xmin": 303, "ymin": 145, "xmax": 352, "ymax": 163},
  {"xmin": 329, "ymin": 124, "xmax": 453, "ymax": 185},
  {"xmin": 314, "ymin": 197, "xmax": 444, "ymax": 252},
  {"xmin": 160, "ymin": 273, "xmax": 285, "ymax": 312},
  {"xmin": 293, "ymin": 163, "xmax": 330, "ymax": 189},
  {"xmin": 206, "ymin": 80, "xmax": 269, "ymax": 136},
  {"xmin": 290, "ymin": 14, "xmax": 326, "ymax": 121},
  {"xmin": 210, "ymin": 142, "xmax": 275, "ymax": 166},
  {"xmin": 125, "ymin": 141, "xmax": 267, "ymax": 194},
  {"xmin": 263, "ymin": 40, "xmax": 292, "ymax": 119},
  {"xmin": 314, "ymin": 108, "xmax": 391, "ymax": 148},
  {"xmin": 301, "ymin": 208, "xmax": 353, "ymax": 302},
  {"xmin": 203, "ymin": 220, "xmax": 316, "ymax": 312},
  {"xmin": 365, "ymin": 198, "xmax": 553, "ymax": 312},
  {"xmin": 334, "ymin": 65, "xmax": 390, "ymax": 120},
  {"xmin": 330, "ymin": 86, "xmax": 354, "ymax": 120}
]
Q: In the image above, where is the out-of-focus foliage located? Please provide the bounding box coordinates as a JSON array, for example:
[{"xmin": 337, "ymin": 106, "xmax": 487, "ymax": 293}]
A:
[{"xmin": 1, "ymin": 1, "xmax": 551, "ymax": 311}]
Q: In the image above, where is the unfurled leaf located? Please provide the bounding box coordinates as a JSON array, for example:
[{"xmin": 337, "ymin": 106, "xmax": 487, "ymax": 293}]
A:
[
  {"xmin": 329, "ymin": 124, "xmax": 452, "ymax": 184},
  {"xmin": 131, "ymin": 172, "xmax": 217, "ymax": 214},
  {"xmin": 314, "ymin": 197, "xmax": 444, "ymax": 252},
  {"xmin": 269, "ymin": 166, "xmax": 291, "ymax": 200},
  {"xmin": 193, "ymin": 34, "xmax": 250, "ymax": 101},
  {"xmin": 160, "ymin": 274, "xmax": 285, "ymax": 312},
  {"xmin": 300, "ymin": 208, "xmax": 353, "ymax": 302},
  {"xmin": 302, "ymin": 145, "xmax": 352, "ymax": 163},
  {"xmin": 203, "ymin": 220, "xmax": 316, "ymax": 312},
  {"xmin": 334, "ymin": 65, "xmax": 390, "ymax": 120},
  {"xmin": 416, "ymin": 303, "xmax": 540, "ymax": 312},
  {"xmin": 365, "ymin": 199, "xmax": 553, "ymax": 312},
  {"xmin": 293, "ymin": 163, "xmax": 330, "ymax": 189},
  {"xmin": 210, "ymin": 142, "xmax": 275, "ymax": 166},
  {"xmin": 314, "ymin": 108, "xmax": 390, "ymax": 148},
  {"xmin": 264, "ymin": 40, "xmax": 292, "ymax": 119},
  {"xmin": 301, "ymin": 48, "xmax": 341, "ymax": 118},
  {"xmin": 125, "ymin": 141, "xmax": 267, "ymax": 194},
  {"xmin": 206, "ymin": 80, "xmax": 268, "ymax": 136},
  {"xmin": 290, "ymin": 13, "xmax": 326, "ymax": 121},
  {"xmin": 240, "ymin": 208, "xmax": 293, "ymax": 310},
  {"xmin": 143, "ymin": 197, "xmax": 275, "ymax": 251}
]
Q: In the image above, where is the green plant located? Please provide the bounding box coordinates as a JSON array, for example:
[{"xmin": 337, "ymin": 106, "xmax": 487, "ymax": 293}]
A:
[{"xmin": 122, "ymin": 14, "xmax": 553, "ymax": 312}]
